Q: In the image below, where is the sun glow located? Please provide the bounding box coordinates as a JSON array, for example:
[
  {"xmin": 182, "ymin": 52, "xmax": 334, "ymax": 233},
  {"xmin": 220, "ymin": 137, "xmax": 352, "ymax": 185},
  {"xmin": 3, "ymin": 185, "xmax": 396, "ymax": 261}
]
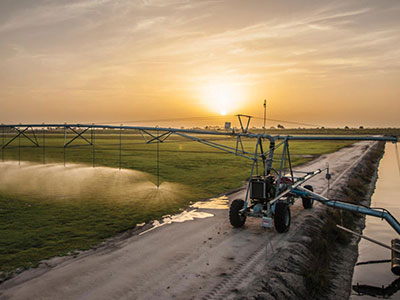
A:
[{"xmin": 201, "ymin": 82, "xmax": 244, "ymax": 115}]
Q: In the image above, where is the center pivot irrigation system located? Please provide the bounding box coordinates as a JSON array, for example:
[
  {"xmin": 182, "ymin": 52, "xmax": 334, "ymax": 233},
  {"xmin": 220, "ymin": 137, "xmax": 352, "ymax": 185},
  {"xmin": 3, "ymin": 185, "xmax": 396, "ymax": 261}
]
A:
[{"xmin": 1, "ymin": 115, "xmax": 400, "ymax": 273}]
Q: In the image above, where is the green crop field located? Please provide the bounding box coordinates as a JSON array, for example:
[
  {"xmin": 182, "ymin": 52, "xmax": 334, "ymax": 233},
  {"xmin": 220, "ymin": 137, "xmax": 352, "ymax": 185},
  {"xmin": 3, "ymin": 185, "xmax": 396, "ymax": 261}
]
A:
[{"xmin": 0, "ymin": 129, "xmax": 354, "ymax": 279}]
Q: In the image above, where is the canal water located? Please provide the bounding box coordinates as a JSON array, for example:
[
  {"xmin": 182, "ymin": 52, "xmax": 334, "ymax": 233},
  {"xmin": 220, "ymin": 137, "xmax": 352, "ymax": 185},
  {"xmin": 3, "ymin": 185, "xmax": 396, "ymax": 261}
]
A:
[{"xmin": 351, "ymin": 143, "xmax": 400, "ymax": 299}]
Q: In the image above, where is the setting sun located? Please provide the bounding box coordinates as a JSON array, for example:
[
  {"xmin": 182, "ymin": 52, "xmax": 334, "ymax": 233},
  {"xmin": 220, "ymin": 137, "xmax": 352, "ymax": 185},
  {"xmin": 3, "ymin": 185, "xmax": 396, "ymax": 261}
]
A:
[{"xmin": 201, "ymin": 82, "xmax": 244, "ymax": 116}]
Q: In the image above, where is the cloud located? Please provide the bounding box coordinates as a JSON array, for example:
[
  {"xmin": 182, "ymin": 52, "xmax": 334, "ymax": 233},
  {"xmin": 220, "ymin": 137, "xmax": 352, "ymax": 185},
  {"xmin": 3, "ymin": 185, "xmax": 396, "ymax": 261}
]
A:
[
  {"xmin": 0, "ymin": 0, "xmax": 399, "ymax": 125},
  {"xmin": 0, "ymin": 0, "xmax": 115, "ymax": 33}
]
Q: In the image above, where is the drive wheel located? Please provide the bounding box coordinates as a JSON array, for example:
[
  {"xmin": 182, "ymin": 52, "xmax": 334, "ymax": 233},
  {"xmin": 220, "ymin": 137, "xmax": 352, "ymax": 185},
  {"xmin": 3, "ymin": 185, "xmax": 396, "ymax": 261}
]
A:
[
  {"xmin": 229, "ymin": 199, "xmax": 246, "ymax": 227},
  {"xmin": 302, "ymin": 185, "xmax": 314, "ymax": 209},
  {"xmin": 274, "ymin": 201, "xmax": 291, "ymax": 233}
]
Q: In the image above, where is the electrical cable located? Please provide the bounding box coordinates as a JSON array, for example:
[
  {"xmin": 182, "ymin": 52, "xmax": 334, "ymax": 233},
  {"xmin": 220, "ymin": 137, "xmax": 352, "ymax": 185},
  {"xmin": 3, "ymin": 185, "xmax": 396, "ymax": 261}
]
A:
[
  {"xmin": 97, "ymin": 115, "xmax": 234, "ymax": 124},
  {"xmin": 87, "ymin": 114, "xmax": 321, "ymax": 128},
  {"xmin": 251, "ymin": 116, "xmax": 321, "ymax": 127}
]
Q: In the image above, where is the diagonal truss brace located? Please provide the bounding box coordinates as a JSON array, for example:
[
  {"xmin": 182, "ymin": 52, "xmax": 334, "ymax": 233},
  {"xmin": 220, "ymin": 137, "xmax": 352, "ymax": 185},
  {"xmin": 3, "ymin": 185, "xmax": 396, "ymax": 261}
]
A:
[
  {"xmin": 235, "ymin": 136, "xmax": 245, "ymax": 154},
  {"xmin": 2, "ymin": 126, "xmax": 39, "ymax": 149},
  {"xmin": 140, "ymin": 129, "xmax": 173, "ymax": 144},
  {"xmin": 175, "ymin": 132, "xmax": 254, "ymax": 160},
  {"xmin": 64, "ymin": 127, "xmax": 92, "ymax": 147},
  {"xmin": 202, "ymin": 135, "xmax": 253, "ymax": 157}
]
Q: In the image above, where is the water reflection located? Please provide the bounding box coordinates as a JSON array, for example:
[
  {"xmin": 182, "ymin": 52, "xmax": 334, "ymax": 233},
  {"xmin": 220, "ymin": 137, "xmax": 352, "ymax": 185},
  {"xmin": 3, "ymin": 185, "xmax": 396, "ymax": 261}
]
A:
[
  {"xmin": 351, "ymin": 144, "xmax": 400, "ymax": 299},
  {"xmin": 353, "ymin": 277, "xmax": 400, "ymax": 299}
]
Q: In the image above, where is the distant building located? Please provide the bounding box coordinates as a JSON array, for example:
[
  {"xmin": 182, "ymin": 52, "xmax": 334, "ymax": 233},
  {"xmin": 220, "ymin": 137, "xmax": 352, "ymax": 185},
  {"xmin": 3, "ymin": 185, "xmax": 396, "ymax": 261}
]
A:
[{"xmin": 224, "ymin": 122, "xmax": 231, "ymax": 130}]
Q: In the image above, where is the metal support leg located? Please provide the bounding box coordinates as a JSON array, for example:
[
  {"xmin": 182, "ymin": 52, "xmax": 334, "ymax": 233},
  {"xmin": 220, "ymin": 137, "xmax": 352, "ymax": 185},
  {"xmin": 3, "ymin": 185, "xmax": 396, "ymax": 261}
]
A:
[
  {"xmin": 286, "ymin": 141, "xmax": 294, "ymax": 181},
  {"xmin": 119, "ymin": 125, "xmax": 122, "ymax": 170},
  {"xmin": 275, "ymin": 139, "xmax": 288, "ymax": 197},
  {"xmin": 258, "ymin": 139, "xmax": 266, "ymax": 176},
  {"xmin": 327, "ymin": 166, "xmax": 330, "ymax": 198},
  {"xmin": 92, "ymin": 127, "xmax": 95, "ymax": 168},
  {"xmin": 43, "ymin": 127, "xmax": 46, "ymax": 165},
  {"xmin": 244, "ymin": 138, "xmax": 260, "ymax": 207},
  {"xmin": 1, "ymin": 125, "xmax": 4, "ymax": 162},
  {"xmin": 64, "ymin": 126, "xmax": 66, "ymax": 167},
  {"xmin": 265, "ymin": 140, "xmax": 276, "ymax": 175},
  {"xmin": 156, "ymin": 129, "xmax": 160, "ymax": 189},
  {"xmin": 18, "ymin": 128, "xmax": 21, "ymax": 165}
]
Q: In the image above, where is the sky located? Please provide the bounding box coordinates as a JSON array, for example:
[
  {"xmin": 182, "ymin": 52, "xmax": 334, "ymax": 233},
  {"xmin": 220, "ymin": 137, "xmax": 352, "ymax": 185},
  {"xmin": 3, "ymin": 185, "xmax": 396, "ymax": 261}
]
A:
[{"xmin": 0, "ymin": 0, "xmax": 399, "ymax": 128}]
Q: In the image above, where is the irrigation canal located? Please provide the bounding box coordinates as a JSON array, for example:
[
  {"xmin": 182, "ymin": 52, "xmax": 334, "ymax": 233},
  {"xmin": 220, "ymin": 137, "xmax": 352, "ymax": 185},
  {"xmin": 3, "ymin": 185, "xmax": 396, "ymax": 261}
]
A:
[{"xmin": 351, "ymin": 143, "xmax": 400, "ymax": 299}]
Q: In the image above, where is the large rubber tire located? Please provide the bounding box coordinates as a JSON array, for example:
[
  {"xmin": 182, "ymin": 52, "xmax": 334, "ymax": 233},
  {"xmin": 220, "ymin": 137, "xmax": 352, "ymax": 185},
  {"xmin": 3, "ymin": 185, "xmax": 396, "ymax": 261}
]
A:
[
  {"xmin": 302, "ymin": 185, "xmax": 314, "ymax": 209},
  {"xmin": 229, "ymin": 199, "xmax": 246, "ymax": 228},
  {"xmin": 274, "ymin": 202, "xmax": 291, "ymax": 233}
]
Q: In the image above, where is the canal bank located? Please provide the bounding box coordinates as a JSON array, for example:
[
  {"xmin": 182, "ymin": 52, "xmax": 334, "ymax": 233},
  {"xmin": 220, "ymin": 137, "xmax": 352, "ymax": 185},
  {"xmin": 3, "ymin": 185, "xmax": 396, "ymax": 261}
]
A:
[{"xmin": 351, "ymin": 143, "xmax": 400, "ymax": 299}]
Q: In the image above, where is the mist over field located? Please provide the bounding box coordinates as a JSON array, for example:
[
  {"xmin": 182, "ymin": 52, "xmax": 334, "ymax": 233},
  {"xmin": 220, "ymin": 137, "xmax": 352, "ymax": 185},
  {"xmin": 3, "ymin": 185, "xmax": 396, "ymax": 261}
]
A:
[{"xmin": 0, "ymin": 161, "xmax": 188, "ymax": 203}]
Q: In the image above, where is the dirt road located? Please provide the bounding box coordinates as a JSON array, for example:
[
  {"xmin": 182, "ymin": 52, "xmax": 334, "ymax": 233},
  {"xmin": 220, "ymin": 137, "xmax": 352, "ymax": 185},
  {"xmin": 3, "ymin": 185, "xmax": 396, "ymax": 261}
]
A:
[{"xmin": 0, "ymin": 141, "xmax": 374, "ymax": 300}]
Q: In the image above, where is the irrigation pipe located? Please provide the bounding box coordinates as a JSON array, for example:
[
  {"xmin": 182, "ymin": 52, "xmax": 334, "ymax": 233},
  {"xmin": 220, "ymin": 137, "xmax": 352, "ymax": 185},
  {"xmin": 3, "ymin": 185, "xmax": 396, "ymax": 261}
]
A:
[{"xmin": 336, "ymin": 225, "xmax": 400, "ymax": 254}]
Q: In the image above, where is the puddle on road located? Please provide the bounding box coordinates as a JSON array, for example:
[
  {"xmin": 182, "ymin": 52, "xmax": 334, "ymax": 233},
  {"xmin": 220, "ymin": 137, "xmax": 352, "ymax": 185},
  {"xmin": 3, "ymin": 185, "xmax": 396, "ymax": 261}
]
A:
[
  {"xmin": 191, "ymin": 195, "xmax": 229, "ymax": 209},
  {"xmin": 139, "ymin": 210, "xmax": 214, "ymax": 235},
  {"xmin": 139, "ymin": 195, "xmax": 230, "ymax": 235}
]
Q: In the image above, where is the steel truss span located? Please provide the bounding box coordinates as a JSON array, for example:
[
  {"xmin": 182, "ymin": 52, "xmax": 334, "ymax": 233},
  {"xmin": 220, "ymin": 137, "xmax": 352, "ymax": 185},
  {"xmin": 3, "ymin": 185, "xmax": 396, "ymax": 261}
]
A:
[
  {"xmin": 1, "ymin": 122, "xmax": 399, "ymax": 274},
  {"xmin": 0, "ymin": 122, "xmax": 397, "ymax": 182}
]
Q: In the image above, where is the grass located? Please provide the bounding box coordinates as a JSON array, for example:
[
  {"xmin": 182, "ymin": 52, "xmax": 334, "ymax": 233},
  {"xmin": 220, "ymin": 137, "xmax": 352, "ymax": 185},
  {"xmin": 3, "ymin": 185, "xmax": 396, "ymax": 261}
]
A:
[{"xmin": 0, "ymin": 130, "xmax": 354, "ymax": 279}]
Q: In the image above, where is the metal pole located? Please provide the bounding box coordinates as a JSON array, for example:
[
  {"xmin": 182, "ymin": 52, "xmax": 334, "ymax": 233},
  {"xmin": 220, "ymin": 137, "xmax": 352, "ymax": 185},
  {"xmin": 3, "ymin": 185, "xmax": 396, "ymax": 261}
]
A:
[
  {"xmin": 119, "ymin": 125, "xmax": 122, "ymax": 170},
  {"xmin": 244, "ymin": 137, "xmax": 260, "ymax": 206},
  {"xmin": 275, "ymin": 139, "xmax": 287, "ymax": 197},
  {"xmin": 2, "ymin": 125, "xmax": 4, "ymax": 162},
  {"xmin": 327, "ymin": 165, "xmax": 330, "ymax": 198},
  {"xmin": 258, "ymin": 138, "xmax": 266, "ymax": 176},
  {"xmin": 286, "ymin": 141, "xmax": 294, "ymax": 181},
  {"xmin": 92, "ymin": 126, "xmax": 95, "ymax": 168},
  {"xmin": 64, "ymin": 125, "xmax": 66, "ymax": 167},
  {"xmin": 336, "ymin": 225, "xmax": 400, "ymax": 254},
  {"xmin": 156, "ymin": 128, "xmax": 160, "ymax": 189},
  {"xmin": 263, "ymin": 99, "xmax": 266, "ymax": 134},
  {"xmin": 18, "ymin": 127, "xmax": 21, "ymax": 165},
  {"xmin": 43, "ymin": 126, "xmax": 45, "ymax": 164},
  {"xmin": 265, "ymin": 140, "xmax": 275, "ymax": 175}
]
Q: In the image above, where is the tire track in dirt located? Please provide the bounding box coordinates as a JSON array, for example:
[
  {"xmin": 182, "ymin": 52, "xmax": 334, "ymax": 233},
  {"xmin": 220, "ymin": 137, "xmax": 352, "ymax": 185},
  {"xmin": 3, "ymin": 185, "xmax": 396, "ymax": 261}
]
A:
[{"xmin": 203, "ymin": 142, "xmax": 376, "ymax": 300}]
